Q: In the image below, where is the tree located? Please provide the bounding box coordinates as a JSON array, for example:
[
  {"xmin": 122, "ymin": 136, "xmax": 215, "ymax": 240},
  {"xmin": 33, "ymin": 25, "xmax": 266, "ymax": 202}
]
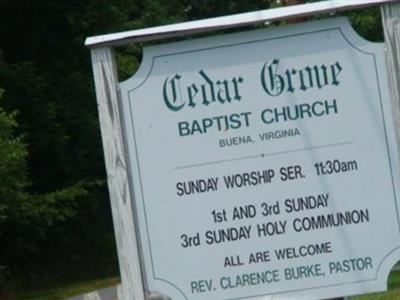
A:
[
  {"xmin": 0, "ymin": 0, "xmax": 130, "ymax": 287},
  {"xmin": 0, "ymin": 86, "xmax": 95, "ymax": 288},
  {"xmin": 0, "ymin": 87, "xmax": 29, "ymax": 289},
  {"xmin": 0, "ymin": 89, "xmax": 29, "ymax": 235}
]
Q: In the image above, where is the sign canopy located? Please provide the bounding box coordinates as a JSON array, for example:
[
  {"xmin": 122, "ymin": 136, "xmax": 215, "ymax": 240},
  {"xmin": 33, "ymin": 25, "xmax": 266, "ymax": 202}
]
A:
[
  {"xmin": 119, "ymin": 17, "xmax": 400, "ymax": 300},
  {"xmin": 85, "ymin": 0, "xmax": 399, "ymax": 47}
]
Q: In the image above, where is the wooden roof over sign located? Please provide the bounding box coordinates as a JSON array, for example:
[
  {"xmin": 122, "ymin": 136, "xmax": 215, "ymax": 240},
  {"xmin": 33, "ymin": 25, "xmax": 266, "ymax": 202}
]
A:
[{"xmin": 85, "ymin": 0, "xmax": 399, "ymax": 48}]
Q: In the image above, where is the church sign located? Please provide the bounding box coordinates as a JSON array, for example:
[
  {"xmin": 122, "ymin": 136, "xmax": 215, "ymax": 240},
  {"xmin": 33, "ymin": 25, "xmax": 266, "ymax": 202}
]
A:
[{"xmin": 117, "ymin": 17, "xmax": 400, "ymax": 300}]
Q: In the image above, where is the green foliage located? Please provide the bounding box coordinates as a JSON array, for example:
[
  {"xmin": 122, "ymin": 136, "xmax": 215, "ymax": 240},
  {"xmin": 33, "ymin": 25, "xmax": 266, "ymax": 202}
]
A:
[
  {"xmin": 0, "ymin": 89, "xmax": 29, "ymax": 225},
  {"xmin": 0, "ymin": 91, "xmax": 28, "ymax": 288},
  {"xmin": 348, "ymin": 7, "xmax": 383, "ymax": 42},
  {"xmin": 187, "ymin": 0, "xmax": 271, "ymax": 19},
  {"xmin": 1, "ymin": 186, "xmax": 85, "ymax": 286},
  {"xmin": 303, "ymin": 0, "xmax": 383, "ymax": 42},
  {"xmin": 141, "ymin": 0, "xmax": 187, "ymax": 26},
  {"xmin": 0, "ymin": 98, "xmax": 89, "ymax": 287},
  {"xmin": 0, "ymin": 0, "xmax": 125, "ymax": 289},
  {"xmin": 0, "ymin": 85, "xmax": 115, "ymax": 289}
]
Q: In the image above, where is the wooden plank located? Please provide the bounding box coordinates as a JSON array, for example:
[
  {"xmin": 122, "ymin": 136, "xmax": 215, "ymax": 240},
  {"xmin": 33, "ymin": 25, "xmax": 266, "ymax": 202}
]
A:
[
  {"xmin": 381, "ymin": 5, "xmax": 400, "ymax": 299},
  {"xmin": 85, "ymin": 0, "xmax": 399, "ymax": 48},
  {"xmin": 90, "ymin": 47, "xmax": 146, "ymax": 300},
  {"xmin": 382, "ymin": 2, "xmax": 400, "ymax": 148}
]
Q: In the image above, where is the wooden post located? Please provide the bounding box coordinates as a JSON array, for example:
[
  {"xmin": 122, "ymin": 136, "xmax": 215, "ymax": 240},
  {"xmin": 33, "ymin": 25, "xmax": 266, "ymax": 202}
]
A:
[
  {"xmin": 90, "ymin": 47, "xmax": 146, "ymax": 300},
  {"xmin": 382, "ymin": 2, "xmax": 400, "ymax": 146}
]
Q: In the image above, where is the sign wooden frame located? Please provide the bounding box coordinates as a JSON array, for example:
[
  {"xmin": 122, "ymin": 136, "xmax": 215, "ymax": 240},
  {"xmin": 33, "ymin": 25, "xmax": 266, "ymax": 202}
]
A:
[{"xmin": 86, "ymin": 1, "xmax": 400, "ymax": 300}]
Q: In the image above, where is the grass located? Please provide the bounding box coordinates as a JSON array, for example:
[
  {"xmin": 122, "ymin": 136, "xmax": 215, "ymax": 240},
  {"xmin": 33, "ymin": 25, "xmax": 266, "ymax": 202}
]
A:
[
  {"xmin": 7, "ymin": 277, "xmax": 120, "ymax": 300},
  {"xmin": 350, "ymin": 290, "xmax": 400, "ymax": 300},
  {"xmin": 348, "ymin": 271, "xmax": 400, "ymax": 300}
]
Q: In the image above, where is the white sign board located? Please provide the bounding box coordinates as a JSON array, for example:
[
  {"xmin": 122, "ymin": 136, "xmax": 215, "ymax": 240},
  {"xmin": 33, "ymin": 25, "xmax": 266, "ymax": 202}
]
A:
[{"xmin": 119, "ymin": 18, "xmax": 400, "ymax": 300}]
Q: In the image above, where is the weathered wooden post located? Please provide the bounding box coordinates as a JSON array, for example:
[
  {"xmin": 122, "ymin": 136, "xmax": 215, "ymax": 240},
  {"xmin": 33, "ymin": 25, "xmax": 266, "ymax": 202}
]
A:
[
  {"xmin": 382, "ymin": 2, "xmax": 400, "ymax": 142},
  {"xmin": 86, "ymin": 1, "xmax": 400, "ymax": 300},
  {"xmin": 90, "ymin": 48, "xmax": 146, "ymax": 300}
]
